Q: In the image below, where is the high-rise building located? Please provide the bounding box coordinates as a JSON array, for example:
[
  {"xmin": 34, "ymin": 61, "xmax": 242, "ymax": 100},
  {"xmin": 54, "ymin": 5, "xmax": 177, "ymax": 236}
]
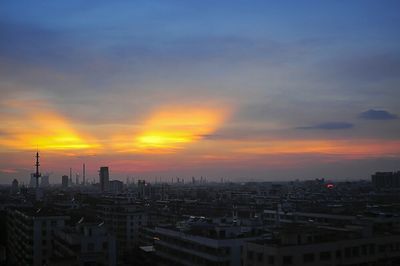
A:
[
  {"xmin": 61, "ymin": 175, "xmax": 69, "ymax": 188},
  {"xmin": 11, "ymin": 179, "xmax": 19, "ymax": 194},
  {"xmin": 7, "ymin": 207, "xmax": 69, "ymax": 266},
  {"xmin": 99, "ymin": 166, "xmax": 109, "ymax": 192}
]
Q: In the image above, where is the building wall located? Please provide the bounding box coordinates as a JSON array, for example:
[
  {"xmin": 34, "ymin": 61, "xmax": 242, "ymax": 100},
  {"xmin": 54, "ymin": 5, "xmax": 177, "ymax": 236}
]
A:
[{"xmin": 243, "ymin": 235, "xmax": 400, "ymax": 266}]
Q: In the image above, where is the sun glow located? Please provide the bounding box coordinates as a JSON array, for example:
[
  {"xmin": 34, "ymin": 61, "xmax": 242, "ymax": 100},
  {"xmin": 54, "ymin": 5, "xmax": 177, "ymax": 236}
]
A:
[
  {"xmin": 133, "ymin": 106, "xmax": 227, "ymax": 152},
  {"xmin": 0, "ymin": 104, "xmax": 99, "ymax": 152}
]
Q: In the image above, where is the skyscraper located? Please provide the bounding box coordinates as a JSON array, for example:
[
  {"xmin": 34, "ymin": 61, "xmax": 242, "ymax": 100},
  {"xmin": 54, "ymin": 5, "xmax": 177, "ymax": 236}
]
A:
[
  {"xmin": 62, "ymin": 175, "xmax": 69, "ymax": 188},
  {"xmin": 99, "ymin": 166, "xmax": 109, "ymax": 192},
  {"xmin": 11, "ymin": 179, "xmax": 19, "ymax": 194}
]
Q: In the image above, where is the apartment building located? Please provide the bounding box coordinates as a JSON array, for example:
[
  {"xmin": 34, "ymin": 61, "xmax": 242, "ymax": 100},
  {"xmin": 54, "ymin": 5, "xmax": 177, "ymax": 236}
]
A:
[{"xmin": 6, "ymin": 207, "xmax": 69, "ymax": 266}]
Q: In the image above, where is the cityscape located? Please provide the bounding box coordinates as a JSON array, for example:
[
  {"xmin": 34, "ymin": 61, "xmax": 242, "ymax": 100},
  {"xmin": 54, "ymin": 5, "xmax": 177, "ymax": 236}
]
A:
[
  {"xmin": 1, "ymin": 1, "xmax": 400, "ymax": 266},
  {"xmin": 1, "ymin": 153, "xmax": 400, "ymax": 266}
]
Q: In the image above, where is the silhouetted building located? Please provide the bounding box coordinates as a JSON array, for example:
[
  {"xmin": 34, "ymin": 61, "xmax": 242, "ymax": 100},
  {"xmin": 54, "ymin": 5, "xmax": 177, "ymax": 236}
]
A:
[
  {"xmin": 98, "ymin": 203, "xmax": 148, "ymax": 261},
  {"xmin": 109, "ymin": 180, "xmax": 123, "ymax": 194},
  {"xmin": 138, "ymin": 180, "xmax": 148, "ymax": 199},
  {"xmin": 372, "ymin": 171, "xmax": 400, "ymax": 188},
  {"xmin": 61, "ymin": 175, "xmax": 69, "ymax": 188},
  {"xmin": 7, "ymin": 208, "xmax": 69, "ymax": 266},
  {"xmin": 144, "ymin": 217, "xmax": 260, "ymax": 266},
  {"xmin": 11, "ymin": 179, "xmax": 19, "ymax": 194},
  {"xmin": 243, "ymin": 223, "xmax": 400, "ymax": 266},
  {"xmin": 99, "ymin": 167, "xmax": 109, "ymax": 192},
  {"xmin": 51, "ymin": 217, "xmax": 116, "ymax": 266}
]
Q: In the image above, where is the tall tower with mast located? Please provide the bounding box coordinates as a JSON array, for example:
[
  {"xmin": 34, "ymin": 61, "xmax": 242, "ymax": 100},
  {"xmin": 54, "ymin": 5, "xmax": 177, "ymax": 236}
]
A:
[{"xmin": 34, "ymin": 150, "xmax": 41, "ymax": 188}]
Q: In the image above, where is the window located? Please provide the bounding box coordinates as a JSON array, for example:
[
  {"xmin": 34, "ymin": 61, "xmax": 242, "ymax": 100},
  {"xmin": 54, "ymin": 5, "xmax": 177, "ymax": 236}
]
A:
[
  {"xmin": 320, "ymin": 251, "xmax": 331, "ymax": 261},
  {"xmin": 283, "ymin": 256, "xmax": 292, "ymax": 265},
  {"xmin": 303, "ymin": 253, "xmax": 314, "ymax": 263}
]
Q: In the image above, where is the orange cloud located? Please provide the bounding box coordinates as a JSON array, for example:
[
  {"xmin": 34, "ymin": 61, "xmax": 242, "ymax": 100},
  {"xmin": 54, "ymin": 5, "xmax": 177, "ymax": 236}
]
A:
[
  {"xmin": 0, "ymin": 100, "xmax": 99, "ymax": 152},
  {"xmin": 112, "ymin": 105, "xmax": 229, "ymax": 153}
]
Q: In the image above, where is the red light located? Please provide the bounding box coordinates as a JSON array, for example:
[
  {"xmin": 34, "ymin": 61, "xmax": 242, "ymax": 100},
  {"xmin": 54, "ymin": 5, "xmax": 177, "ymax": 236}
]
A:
[{"xmin": 326, "ymin": 184, "xmax": 334, "ymax": 189}]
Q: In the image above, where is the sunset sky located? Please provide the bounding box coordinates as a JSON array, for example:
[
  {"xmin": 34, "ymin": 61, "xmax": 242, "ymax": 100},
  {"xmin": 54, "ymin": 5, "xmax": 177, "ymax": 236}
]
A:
[{"xmin": 1, "ymin": 1, "xmax": 400, "ymax": 183}]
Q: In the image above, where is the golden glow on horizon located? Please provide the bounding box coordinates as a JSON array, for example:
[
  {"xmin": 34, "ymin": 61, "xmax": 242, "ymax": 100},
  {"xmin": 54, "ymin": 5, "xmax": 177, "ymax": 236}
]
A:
[
  {"xmin": 133, "ymin": 107, "xmax": 226, "ymax": 152},
  {"xmin": 1, "ymin": 99, "xmax": 399, "ymax": 167},
  {"xmin": 0, "ymin": 105, "xmax": 99, "ymax": 152}
]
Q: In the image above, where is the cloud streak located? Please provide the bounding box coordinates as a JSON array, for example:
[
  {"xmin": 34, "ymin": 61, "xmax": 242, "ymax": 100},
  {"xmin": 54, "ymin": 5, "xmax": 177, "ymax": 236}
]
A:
[
  {"xmin": 359, "ymin": 109, "xmax": 398, "ymax": 120},
  {"xmin": 297, "ymin": 122, "xmax": 354, "ymax": 130}
]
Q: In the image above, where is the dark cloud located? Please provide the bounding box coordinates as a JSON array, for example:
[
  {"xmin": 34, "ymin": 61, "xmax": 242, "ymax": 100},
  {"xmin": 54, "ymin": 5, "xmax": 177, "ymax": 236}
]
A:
[
  {"xmin": 297, "ymin": 122, "xmax": 354, "ymax": 130},
  {"xmin": 359, "ymin": 109, "xmax": 398, "ymax": 120}
]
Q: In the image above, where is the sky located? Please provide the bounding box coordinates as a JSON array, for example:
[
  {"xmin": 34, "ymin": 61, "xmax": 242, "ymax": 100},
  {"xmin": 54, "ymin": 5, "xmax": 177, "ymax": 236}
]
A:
[{"xmin": 1, "ymin": 0, "xmax": 400, "ymax": 184}]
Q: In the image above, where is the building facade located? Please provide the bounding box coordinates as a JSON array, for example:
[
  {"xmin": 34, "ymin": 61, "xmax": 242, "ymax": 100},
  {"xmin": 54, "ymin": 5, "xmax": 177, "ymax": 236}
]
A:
[{"xmin": 6, "ymin": 208, "xmax": 69, "ymax": 266}]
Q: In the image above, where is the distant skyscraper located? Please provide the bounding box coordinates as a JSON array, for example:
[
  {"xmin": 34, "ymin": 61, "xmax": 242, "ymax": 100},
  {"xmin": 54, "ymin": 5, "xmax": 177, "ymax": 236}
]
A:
[
  {"xmin": 99, "ymin": 166, "xmax": 110, "ymax": 192},
  {"xmin": 11, "ymin": 179, "xmax": 19, "ymax": 194},
  {"xmin": 62, "ymin": 175, "xmax": 69, "ymax": 188}
]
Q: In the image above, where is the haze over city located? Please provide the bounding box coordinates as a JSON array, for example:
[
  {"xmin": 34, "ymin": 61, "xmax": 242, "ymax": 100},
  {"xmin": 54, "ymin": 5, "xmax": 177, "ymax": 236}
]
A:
[{"xmin": 1, "ymin": 1, "xmax": 400, "ymax": 183}]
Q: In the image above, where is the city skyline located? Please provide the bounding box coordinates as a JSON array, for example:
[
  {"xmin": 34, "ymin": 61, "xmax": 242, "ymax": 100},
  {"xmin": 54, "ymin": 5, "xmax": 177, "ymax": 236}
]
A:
[{"xmin": 1, "ymin": 1, "xmax": 400, "ymax": 182}]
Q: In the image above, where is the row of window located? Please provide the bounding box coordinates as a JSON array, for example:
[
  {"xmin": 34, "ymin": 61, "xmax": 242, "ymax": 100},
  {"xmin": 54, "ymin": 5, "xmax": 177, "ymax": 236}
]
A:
[{"xmin": 246, "ymin": 242, "xmax": 400, "ymax": 265}]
